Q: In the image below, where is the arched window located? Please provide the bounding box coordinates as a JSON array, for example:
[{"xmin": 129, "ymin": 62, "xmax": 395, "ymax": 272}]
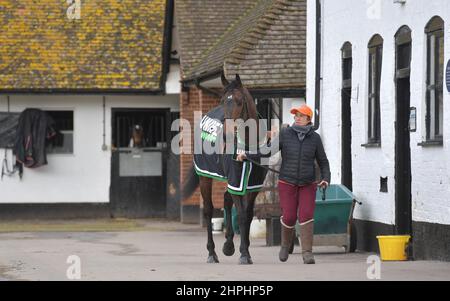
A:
[
  {"xmin": 341, "ymin": 42, "xmax": 352, "ymax": 89},
  {"xmin": 395, "ymin": 26, "xmax": 412, "ymax": 77},
  {"xmin": 424, "ymin": 16, "xmax": 444, "ymax": 142},
  {"xmin": 367, "ymin": 35, "xmax": 383, "ymax": 144}
]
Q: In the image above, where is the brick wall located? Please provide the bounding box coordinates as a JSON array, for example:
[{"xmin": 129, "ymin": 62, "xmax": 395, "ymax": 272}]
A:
[{"xmin": 180, "ymin": 87, "xmax": 228, "ymax": 210}]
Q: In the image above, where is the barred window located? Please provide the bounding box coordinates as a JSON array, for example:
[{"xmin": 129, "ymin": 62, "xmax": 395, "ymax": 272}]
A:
[{"xmin": 255, "ymin": 98, "xmax": 282, "ymax": 131}]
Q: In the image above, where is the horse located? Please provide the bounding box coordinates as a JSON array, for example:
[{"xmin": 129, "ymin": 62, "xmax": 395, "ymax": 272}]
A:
[
  {"xmin": 129, "ymin": 124, "xmax": 145, "ymax": 148},
  {"xmin": 182, "ymin": 74, "xmax": 267, "ymax": 265}
]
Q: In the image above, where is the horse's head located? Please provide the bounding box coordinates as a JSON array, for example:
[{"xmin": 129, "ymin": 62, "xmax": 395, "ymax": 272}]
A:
[
  {"xmin": 221, "ymin": 74, "xmax": 257, "ymax": 122},
  {"xmin": 131, "ymin": 124, "xmax": 145, "ymax": 147},
  {"xmin": 220, "ymin": 74, "xmax": 262, "ymax": 151}
]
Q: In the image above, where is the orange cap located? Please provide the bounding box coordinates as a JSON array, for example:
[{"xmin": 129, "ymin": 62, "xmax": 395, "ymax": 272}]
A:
[{"xmin": 290, "ymin": 105, "xmax": 313, "ymax": 119}]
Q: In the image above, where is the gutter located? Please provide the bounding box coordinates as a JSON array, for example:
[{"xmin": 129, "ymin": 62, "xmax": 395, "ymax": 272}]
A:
[
  {"xmin": 181, "ymin": 68, "xmax": 223, "ymax": 98},
  {"xmin": 0, "ymin": 89, "xmax": 165, "ymax": 95},
  {"xmin": 182, "ymin": 68, "xmax": 307, "ymax": 99},
  {"xmin": 181, "ymin": 68, "xmax": 223, "ymax": 86},
  {"xmin": 194, "ymin": 81, "xmax": 222, "ymax": 98}
]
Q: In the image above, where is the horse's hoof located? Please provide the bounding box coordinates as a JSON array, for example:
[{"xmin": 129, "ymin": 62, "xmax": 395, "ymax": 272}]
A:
[
  {"xmin": 222, "ymin": 242, "xmax": 235, "ymax": 256},
  {"xmin": 239, "ymin": 256, "xmax": 253, "ymax": 265},
  {"xmin": 207, "ymin": 254, "xmax": 219, "ymax": 263}
]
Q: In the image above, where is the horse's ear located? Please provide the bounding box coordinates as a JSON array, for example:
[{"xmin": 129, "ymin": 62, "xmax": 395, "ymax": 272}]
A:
[
  {"xmin": 221, "ymin": 72, "xmax": 230, "ymax": 87},
  {"xmin": 235, "ymin": 74, "xmax": 242, "ymax": 87}
]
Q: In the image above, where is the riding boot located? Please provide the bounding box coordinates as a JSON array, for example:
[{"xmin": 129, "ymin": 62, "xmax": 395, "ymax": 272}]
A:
[
  {"xmin": 300, "ymin": 220, "xmax": 315, "ymax": 264},
  {"xmin": 279, "ymin": 217, "xmax": 295, "ymax": 262}
]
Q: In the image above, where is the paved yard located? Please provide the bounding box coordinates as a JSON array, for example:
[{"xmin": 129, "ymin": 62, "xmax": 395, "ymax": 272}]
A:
[{"xmin": 0, "ymin": 219, "xmax": 449, "ymax": 281}]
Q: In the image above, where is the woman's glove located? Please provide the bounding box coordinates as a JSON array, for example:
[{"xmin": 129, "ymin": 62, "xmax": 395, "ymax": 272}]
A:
[
  {"xmin": 236, "ymin": 153, "xmax": 247, "ymax": 162},
  {"xmin": 318, "ymin": 180, "xmax": 329, "ymax": 189}
]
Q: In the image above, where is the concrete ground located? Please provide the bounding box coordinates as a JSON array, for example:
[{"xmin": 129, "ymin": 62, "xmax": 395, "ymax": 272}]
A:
[{"xmin": 0, "ymin": 219, "xmax": 449, "ymax": 281}]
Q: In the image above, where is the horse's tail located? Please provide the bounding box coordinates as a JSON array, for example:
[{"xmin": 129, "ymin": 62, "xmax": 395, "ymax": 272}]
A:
[{"xmin": 181, "ymin": 164, "xmax": 200, "ymax": 200}]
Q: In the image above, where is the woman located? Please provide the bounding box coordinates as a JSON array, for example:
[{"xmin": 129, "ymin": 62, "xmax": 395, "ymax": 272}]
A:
[{"xmin": 237, "ymin": 104, "xmax": 330, "ymax": 264}]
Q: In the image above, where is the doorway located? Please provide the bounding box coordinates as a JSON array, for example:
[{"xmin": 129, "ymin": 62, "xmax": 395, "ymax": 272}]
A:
[
  {"xmin": 394, "ymin": 27, "xmax": 412, "ymax": 235},
  {"xmin": 341, "ymin": 42, "xmax": 353, "ymax": 191},
  {"xmin": 110, "ymin": 108, "xmax": 171, "ymax": 218}
]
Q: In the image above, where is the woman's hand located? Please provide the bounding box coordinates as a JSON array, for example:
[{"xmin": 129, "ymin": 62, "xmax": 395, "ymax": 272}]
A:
[
  {"xmin": 236, "ymin": 153, "xmax": 247, "ymax": 162},
  {"xmin": 318, "ymin": 180, "xmax": 329, "ymax": 189}
]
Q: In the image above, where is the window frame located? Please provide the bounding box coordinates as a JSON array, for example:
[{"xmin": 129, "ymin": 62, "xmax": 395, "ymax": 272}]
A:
[
  {"xmin": 425, "ymin": 20, "xmax": 444, "ymax": 142},
  {"xmin": 342, "ymin": 42, "xmax": 353, "ymax": 89},
  {"xmin": 367, "ymin": 35, "xmax": 383, "ymax": 145},
  {"xmin": 255, "ymin": 98, "xmax": 282, "ymax": 132},
  {"xmin": 45, "ymin": 110, "xmax": 75, "ymax": 155}
]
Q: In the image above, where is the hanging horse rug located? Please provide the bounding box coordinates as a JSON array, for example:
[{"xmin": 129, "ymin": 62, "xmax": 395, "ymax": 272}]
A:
[{"xmin": 193, "ymin": 105, "xmax": 267, "ymax": 196}]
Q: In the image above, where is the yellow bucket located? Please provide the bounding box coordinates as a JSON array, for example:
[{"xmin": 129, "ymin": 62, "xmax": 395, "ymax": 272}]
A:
[{"xmin": 376, "ymin": 235, "xmax": 411, "ymax": 261}]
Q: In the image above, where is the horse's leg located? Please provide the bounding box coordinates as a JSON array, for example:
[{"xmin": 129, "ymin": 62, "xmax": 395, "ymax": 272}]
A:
[
  {"xmin": 200, "ymin": 177, "xmax": 219, "ymax": 263},
  {"xmin": 231, "ymin": 194, "xmax": 253, "ymax": 265},
  {"xmin": 243, "ymin": 191, "xmax": 259, "ymax": 251},
  {"xmin": 222, "ymin": 191, "xmax": 235, "ymax": 256}
]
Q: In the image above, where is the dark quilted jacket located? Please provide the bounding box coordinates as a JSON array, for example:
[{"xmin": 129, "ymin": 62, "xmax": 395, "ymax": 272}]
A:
[{"xmin": 247, "ymin": 126, "xmax": 331, "ymax": 186}]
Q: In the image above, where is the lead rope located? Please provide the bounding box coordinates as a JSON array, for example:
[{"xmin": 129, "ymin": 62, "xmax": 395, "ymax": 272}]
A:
[{"xmin": 241, "ymin": 147, "xmax": 326, "ymax": 198}]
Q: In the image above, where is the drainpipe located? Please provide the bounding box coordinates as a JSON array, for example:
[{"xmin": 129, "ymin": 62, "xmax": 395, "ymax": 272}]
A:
[
  {"xmin": 313, "ymin": 0, "xmax": 322, "ymax": 130},
  {"xmin": 160, "ymin": 0, "xmax": 174, "ymax": 95}
]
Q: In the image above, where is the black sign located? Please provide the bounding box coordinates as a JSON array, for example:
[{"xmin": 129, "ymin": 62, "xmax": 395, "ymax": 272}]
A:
[{"xmin": 447, "ymin": 59, "xmax": 450, "ymax": 93}]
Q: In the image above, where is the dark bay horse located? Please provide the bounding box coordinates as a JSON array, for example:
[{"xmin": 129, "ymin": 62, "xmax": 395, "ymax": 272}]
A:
[
  {"xmin": 182, "ymin": 74, "xmax": 266, "ymax": 265},
  {"xmin": 129, "ymin": 124, "xmax": 145, "ymax": 148}
]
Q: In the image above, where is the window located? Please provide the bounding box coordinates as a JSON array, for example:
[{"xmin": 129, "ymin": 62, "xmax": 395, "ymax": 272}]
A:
[
  {"xmin": 425, "ymin": 16, "xmax": 444, "ymax": 142},
  {"xmin": 397, "ymin": 43, "xmax": 412, "ymax": 70},
  {"xmin": 367, "ymin": 35, "xmax": 383, "ymax": 144},
  {"xmin": 112, "ymin": 109, "xmax": 168, "ymax": 148},
  {"xmin": 395, "ymin": 26, "xmax": 412, "ymax": 77},
  {"xmin": 45, "ymin": 111, "xmax": 74, "ymax": 154},
  {"xmin": 255, "ymin": 98, "xmax": 282, "ymax": 131},
  {"xmin": 342, "ymin": 42, "xmax": 353, "ymax": 89}
]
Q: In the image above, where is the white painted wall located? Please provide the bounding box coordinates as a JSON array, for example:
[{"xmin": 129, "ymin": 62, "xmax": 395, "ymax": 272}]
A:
[
  {"xmin": 166, "ymin": 63, "xmax": 181, "ymax": 94},
  {"xmin": 0, "ymin": 94, "xmax": 179, "ymax": 203},
  {"xmin": 307, "ymin": 0, "xmax": 450, "ymax": 225},
  {"xmin": 282, "ymin": 98, "xmax": 306, "ymax": 125},
  {"xmin": 166, "ymin": 7, "xmax": 181, "ymax": 95}
]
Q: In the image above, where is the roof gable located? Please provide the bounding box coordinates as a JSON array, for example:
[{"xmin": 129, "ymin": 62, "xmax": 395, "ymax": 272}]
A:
[
  {"xmin": 184, "ymin": 0, "xmax": 273, "ymax": 81},
  {"xmin": 175, "ymin": 0, "xmax": 256, "ymax": 78},
  {"xmin": 226, "ymin": 0, "xmax": 307, "ymax": 88},
  {"xmin": 180, "ymin": 0, "xmax": 307, "ymax": 90}
]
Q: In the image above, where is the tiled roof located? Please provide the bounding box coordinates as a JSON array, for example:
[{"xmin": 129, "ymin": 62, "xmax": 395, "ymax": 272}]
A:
[
  {"xmin": 180, "ymin": 0, "xmax": 306, "ymax": 89},
  {"xmin": 185, "ymin": 0, "xmax": 274, "ymax": 82},
  {"xmin": 226, "ymin": 0, "xmax": 306, "ymax": 88},
  {"xmin": 0, "ymin": 0, "xmax": 167, "ymax": 91},
  {"xmin": 175, "ymin": 0, "xmax": 257, "ymax": 78}
]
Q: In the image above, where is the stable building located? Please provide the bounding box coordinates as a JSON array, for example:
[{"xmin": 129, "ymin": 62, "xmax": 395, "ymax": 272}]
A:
[
  {"xmin": 306, "ymin": 0, "xmax": 450, "ymax": 260},
  {"xmin": 0, "ymin": 0, "xmax": 181, "ymax": 219},
  {"xmin": 176, "ymin": 0, "xmax": 307, "ymax": 223}
]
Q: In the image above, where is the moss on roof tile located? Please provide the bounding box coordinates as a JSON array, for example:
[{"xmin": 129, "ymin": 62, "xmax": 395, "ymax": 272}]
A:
[{"xmin": 0, "ymin": 0, "xmax": 166, "ymax": 91}]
